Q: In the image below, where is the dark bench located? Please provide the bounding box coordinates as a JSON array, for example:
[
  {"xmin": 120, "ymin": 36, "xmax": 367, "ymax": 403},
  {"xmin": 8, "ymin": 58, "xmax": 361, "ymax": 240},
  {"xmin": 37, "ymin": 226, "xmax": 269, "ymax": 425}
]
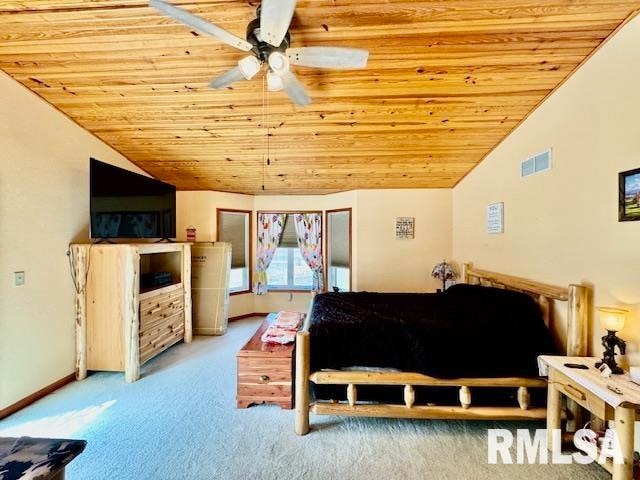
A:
[{"xmin": 0, "ymin": 437, "xmax": 86, "ymax": 480}]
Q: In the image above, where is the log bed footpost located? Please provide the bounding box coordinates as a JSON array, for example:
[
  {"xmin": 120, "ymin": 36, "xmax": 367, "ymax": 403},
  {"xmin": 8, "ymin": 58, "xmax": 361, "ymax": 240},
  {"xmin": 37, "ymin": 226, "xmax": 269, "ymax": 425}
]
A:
[
  {"xmin": 517, "ymin": 387, "xmax": 530, "ymax": 410},
  {"xmin": 459, "ymin": 386, "xmax": 471, "ymax": 409},
  {"xmin": 404, "ymin": 385, "xmax": 415, "ymax": 408},
  {"xmin": 295, "ymin": 331, "xmax": 311, "ymax": 435}
]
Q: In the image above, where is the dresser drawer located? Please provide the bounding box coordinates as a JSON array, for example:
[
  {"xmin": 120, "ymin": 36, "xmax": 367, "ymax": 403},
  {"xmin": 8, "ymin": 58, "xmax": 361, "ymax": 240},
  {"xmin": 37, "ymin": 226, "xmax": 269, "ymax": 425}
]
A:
[
  {"xmin": 551, "ymin": 369, "xmax": 613, "ymax": 420},
  {"xmin": 139, "ymin": 312, "xmax": 185, "ymax": 364},
  {"xmin": 140, "ymin": 289, "xmax": 183, "ymax": 332}
]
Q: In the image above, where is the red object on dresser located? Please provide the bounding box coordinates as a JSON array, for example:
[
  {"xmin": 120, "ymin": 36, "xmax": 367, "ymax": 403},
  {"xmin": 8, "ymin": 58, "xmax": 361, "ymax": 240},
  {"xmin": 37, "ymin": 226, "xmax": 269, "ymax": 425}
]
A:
[{"xmin": 236, "ymin": 315, "xmax": 296, "ymax": 409}]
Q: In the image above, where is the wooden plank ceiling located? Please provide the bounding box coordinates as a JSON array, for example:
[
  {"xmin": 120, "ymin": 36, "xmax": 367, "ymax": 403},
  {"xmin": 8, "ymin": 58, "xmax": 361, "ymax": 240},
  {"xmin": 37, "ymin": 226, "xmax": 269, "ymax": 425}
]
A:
[{"xmin": 1, "ymin": 1, "xmax": 639, "ymax": 194}]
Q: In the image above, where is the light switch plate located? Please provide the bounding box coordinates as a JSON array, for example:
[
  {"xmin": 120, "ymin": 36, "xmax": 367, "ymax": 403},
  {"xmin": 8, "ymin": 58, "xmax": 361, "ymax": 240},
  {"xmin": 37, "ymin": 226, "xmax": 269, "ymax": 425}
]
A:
[{"xmin": 14, "ymin": 271, "xmax": 25, "ymax": 286}]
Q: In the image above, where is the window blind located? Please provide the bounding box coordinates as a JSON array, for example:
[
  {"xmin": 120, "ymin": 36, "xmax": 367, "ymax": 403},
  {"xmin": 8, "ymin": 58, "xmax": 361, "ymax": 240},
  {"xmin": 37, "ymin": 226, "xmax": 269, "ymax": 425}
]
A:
[
  {"xmin": 279, "ymin": 215, "xmax": 299, "ymax": 248},
  {"xmin": 219, "ymin": 211, "xmax": 248, "ymax": 268},
  {"xmin": 329, "ymin": 212, "xmax": 349, "ymax": 267}
]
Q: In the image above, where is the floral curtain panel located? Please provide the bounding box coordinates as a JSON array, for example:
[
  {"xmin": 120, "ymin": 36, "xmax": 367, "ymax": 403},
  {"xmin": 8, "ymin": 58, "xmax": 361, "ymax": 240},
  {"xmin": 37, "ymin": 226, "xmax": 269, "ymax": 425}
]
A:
[
  {"xmin": 254, "ymin": 213, "xmax": 286, "ymax": 295},
  {"xmin": 293, "ymin": 213, "xmax": 325, "ymax": 292}
]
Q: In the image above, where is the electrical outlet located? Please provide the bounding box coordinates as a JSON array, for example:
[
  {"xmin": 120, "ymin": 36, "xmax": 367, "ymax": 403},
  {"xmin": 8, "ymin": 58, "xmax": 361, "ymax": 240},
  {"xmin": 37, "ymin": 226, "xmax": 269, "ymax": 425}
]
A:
[{"xmin": 14, "ymin": 271, "xmax": 25, "ymax": 286}]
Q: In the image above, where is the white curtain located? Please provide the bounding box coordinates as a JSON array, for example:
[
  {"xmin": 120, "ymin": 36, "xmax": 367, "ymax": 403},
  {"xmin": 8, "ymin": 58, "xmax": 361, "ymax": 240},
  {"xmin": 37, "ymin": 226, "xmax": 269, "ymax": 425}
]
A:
[
  {"xmin": 292, "ymin": 213, "xmax": 325, "ymax": 292},
  {"xmin": 254, "ymin": 213, "xmax": 286, "ymax": 295}
]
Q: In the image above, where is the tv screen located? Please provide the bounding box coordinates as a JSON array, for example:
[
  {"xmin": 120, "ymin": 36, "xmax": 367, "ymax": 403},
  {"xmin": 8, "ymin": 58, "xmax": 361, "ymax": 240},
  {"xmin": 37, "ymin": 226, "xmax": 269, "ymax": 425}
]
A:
[{"xmin": 90, "ymin": 158, "xmax": 176, "ymax": 239}]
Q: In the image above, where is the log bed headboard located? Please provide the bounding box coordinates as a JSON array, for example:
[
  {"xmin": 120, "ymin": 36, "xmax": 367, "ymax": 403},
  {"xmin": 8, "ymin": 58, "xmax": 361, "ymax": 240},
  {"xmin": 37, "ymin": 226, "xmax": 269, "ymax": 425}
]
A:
[{"xmin": 461, "ymin": 263, "xmax": 588, "ymax": 357}]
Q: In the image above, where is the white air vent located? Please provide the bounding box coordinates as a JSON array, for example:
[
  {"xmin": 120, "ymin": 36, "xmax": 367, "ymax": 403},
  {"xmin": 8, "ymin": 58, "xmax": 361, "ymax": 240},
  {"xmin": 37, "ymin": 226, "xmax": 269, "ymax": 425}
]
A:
[{"xmin": 521, "ymin": 149, "xmax": 552, "ymax": 178}]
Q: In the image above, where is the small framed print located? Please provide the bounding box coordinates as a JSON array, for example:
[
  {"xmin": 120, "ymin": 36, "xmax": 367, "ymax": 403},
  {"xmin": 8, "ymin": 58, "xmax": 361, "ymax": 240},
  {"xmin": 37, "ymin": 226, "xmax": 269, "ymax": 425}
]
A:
[
  {"xmin": 619, "ymin": 168, "xmax": 640, "ymax": 222},
  {"xmin": 395, "ymin": 217, "xmax": 414, "ymax": 239},
  {"xmin": 486, "ymin": 202, "xmax": 504, "ymax": 234}
]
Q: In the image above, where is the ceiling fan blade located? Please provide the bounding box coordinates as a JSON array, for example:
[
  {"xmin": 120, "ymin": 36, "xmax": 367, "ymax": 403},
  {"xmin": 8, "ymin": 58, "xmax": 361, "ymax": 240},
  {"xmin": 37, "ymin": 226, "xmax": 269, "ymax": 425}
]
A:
[
  {"xmin": 209, "ymin": 66, "xmax": 246, "ymax": 89},
  {"xmin": 280, "ymin": 71, "xmax": 311, "ymax": 107},
  {"xmin": 149, "ymin": 0, "xmax": 252, "ymax": 51},
  {"xmin": 260, "ymin": 0, "xmax": 296, "ymax": 47},
  {"xmin": 287, "ymin": 47, "xmax": 369, "ymax": 69}
]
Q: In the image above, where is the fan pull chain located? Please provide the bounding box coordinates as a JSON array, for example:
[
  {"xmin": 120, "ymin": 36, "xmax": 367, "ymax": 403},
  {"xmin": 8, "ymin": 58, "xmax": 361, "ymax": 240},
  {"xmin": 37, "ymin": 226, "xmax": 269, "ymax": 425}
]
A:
[
  {"xmin": 267, "ymin": 80, "xmax": 271, "ymax": 167},
  {"xmin": 261, "ymin": 75, "xmax": 266, "ymax": 191}
]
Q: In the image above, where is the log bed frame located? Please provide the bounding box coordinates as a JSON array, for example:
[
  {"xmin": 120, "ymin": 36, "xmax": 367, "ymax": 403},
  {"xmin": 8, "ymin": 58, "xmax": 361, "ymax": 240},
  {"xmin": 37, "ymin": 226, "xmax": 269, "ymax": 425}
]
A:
[{"xmin": 294, "ymin": 263, "xmax": 589, "ymax": 435}]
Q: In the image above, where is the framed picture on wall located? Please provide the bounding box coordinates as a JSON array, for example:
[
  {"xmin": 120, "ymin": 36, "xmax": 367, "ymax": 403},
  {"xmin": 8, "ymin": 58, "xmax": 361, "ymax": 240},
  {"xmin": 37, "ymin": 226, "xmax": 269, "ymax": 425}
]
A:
[
  {"xmin": 619, "ymin": 168, "xmax": 640, "ymax": 222},
  {"xmin": 395, "ymin": 217, "xmax": 414, "ymax": 239}
]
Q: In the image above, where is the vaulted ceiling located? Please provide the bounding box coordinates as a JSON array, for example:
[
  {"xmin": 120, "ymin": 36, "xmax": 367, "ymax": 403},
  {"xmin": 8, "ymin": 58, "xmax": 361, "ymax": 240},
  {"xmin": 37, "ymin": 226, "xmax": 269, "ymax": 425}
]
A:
[{"xmin": 1, "ymin": 1, "xmax": 639, "ymax": 194}]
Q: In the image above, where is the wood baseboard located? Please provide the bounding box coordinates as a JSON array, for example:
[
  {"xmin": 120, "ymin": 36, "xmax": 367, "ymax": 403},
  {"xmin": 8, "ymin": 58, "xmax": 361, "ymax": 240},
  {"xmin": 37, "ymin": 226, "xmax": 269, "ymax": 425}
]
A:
[
  {"xmin": 229, "ymin": 312, "xmax": 270, "ymax": 322},
  {"xmin": 0, "ymin": 373, "xmax": 76, "ymax": 420}
]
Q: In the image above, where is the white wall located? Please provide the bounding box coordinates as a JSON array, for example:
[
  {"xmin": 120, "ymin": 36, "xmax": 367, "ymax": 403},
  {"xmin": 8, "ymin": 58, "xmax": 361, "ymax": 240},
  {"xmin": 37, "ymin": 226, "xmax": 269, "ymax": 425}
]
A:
[
  {"xmin": 0, "ymin": 71, "xmax": 144, "ymax": 410},
  {"xmin": 356, "ymin": 190, "xmax": 451, "ymax": 293}
]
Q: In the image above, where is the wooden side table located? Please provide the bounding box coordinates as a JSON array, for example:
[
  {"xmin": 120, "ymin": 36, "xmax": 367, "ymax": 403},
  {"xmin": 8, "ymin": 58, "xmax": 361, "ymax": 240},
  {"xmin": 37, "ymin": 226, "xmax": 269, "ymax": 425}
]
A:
[
  {"xmin": 539, "ymin": 356, "xmax": 640, "ymax": 480},
  {"xmin": 236, "ymin": 315, "xmax": 296, "ymax": 409}
]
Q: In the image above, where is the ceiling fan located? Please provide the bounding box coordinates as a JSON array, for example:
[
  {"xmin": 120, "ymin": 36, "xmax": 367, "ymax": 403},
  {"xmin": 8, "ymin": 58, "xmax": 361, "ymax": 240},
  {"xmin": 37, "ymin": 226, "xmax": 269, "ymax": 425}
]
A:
[{"xmin": 149, "ymin": 0, "xmax": 369, "ymax": 106}]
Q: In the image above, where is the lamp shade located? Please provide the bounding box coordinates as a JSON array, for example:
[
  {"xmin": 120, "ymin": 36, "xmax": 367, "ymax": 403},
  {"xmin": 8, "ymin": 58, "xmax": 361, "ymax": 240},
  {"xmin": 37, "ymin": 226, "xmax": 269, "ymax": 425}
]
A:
[{"xmin": 597, "ymin": 307, "xmax": 627, "ymax": 332}]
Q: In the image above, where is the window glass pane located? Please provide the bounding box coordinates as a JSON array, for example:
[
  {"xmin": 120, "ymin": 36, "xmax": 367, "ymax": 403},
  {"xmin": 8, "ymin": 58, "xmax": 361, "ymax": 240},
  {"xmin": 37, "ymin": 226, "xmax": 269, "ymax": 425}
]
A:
[
  {"xmin": 293, "ymin": 248, "xmax": 313, "ymax": 287},
  {"xmin": 327, "ymin": 210, "xmax": 350, "ymax": 291},
  {"xmin": 267, "ymin": 247, "xmax": 312, "ymax": 289},
  {"xmin": 219, "ymin": 212, "xmax": 248, "ymax": 269},
  {"xmin": 229, "ymin": 267, "xmax": 248, "ymax": 292},
  {"xmin": 333, "ymin": 266, "xmax": 350, "ymax": 292},
  {"xmin": 267, "ymin": 248, "xmax": 288, "ymax": 286}
]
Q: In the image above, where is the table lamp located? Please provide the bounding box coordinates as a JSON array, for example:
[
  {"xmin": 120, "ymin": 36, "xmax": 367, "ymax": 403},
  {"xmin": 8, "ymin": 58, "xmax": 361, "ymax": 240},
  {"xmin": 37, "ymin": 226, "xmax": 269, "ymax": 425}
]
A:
[
  {"xmin": 595, "ymin": 307, "xmax": 627, "ymax": 374},
  {"xmin": 431, "ymin": 260, "xmax": 457, "ymax": 292}
]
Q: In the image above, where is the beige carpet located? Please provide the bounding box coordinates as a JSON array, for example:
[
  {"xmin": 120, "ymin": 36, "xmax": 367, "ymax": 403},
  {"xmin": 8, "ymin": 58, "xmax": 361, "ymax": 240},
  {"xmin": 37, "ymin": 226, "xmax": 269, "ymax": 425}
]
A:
[{"xmin": 0, "ymin": 317, "xmax": 609, "ymax": 479}]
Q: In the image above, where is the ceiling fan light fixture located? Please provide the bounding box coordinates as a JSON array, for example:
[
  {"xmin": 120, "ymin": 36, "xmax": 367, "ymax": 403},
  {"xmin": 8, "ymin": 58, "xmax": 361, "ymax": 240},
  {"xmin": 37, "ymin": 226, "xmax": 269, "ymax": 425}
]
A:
[
  {"xmin": 268, "ymin": 51, "xmax": 289, "ymax": 75},
  {"xmin": 238, "ymin": 56, "xmax": 261, "ymax": 80},
  {"xmin": 151, "ymin": 0, "xmax": 369, "ymax": 106},
  {"xmin": 267, "ymin": 71, "xmax": 284, "ymax": 92}
]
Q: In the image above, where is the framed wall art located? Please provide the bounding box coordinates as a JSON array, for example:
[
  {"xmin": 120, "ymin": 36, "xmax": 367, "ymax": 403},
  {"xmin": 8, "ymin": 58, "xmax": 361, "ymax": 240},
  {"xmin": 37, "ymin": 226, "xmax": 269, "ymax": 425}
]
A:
[
  {"xmin": 395, "ymin": 217, "xmax": 414, "ymax": 239},
  {"xmin": 619, "ymin": 168, "xmax": 640, "ymax": 222}
]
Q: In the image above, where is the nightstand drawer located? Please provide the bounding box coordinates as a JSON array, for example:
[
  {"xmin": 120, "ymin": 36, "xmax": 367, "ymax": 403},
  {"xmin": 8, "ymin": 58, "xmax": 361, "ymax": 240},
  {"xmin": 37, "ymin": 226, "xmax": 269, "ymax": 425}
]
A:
[{"xmin": 551, "ymin": 369, "xmax": 614, "ymax": 420}]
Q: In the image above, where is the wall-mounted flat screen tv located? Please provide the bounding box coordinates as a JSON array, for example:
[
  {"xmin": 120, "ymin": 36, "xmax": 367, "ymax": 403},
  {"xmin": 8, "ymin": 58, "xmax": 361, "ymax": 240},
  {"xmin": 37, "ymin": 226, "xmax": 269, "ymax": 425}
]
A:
[{"xmin": 90, "ymin": 158, "xmax": 176, "ymax": 239}]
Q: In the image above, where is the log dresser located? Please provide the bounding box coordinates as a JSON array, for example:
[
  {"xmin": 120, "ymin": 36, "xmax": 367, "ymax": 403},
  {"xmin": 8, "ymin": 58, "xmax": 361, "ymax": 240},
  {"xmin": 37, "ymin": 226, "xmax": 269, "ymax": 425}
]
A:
[
  {"xmin": 70, "ymin": 242, "xmax": 192, "ymax": 383},
  {"xmin": 237, "ymin": 315, "xmax": 296, "ymax": 409}
]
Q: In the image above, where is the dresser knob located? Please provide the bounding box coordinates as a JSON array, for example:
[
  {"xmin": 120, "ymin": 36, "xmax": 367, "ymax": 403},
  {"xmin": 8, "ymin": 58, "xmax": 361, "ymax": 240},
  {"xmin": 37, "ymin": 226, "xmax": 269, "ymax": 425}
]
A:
[{"xmin": 260, "ymin": 375, "xmax": 270, "ymax": 382}]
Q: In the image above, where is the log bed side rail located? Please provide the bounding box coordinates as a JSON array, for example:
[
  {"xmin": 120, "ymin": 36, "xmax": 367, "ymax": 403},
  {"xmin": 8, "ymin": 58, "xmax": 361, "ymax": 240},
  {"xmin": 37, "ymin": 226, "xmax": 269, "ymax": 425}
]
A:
[
  {"xmin": 310, "ymin": 403, "xmax": 551, "ymax": 421},
  {"xmin": 309, "ymin": 370, "xmax": 547, "ymax": 412}
]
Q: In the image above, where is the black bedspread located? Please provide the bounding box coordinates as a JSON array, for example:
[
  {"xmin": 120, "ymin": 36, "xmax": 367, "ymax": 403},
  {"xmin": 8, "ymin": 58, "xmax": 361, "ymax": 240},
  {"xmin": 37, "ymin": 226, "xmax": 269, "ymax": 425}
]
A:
[{"xmin": 309, "ymin": 284, "xmax": 558, "ymax": 379}]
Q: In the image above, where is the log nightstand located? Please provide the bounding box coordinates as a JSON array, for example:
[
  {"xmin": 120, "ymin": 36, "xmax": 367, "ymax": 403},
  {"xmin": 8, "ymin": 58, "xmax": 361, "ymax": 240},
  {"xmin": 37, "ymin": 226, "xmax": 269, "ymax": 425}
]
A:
[{"xmin": 539, "ymin": 355, "xmax": 640, "ymax": 480}]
